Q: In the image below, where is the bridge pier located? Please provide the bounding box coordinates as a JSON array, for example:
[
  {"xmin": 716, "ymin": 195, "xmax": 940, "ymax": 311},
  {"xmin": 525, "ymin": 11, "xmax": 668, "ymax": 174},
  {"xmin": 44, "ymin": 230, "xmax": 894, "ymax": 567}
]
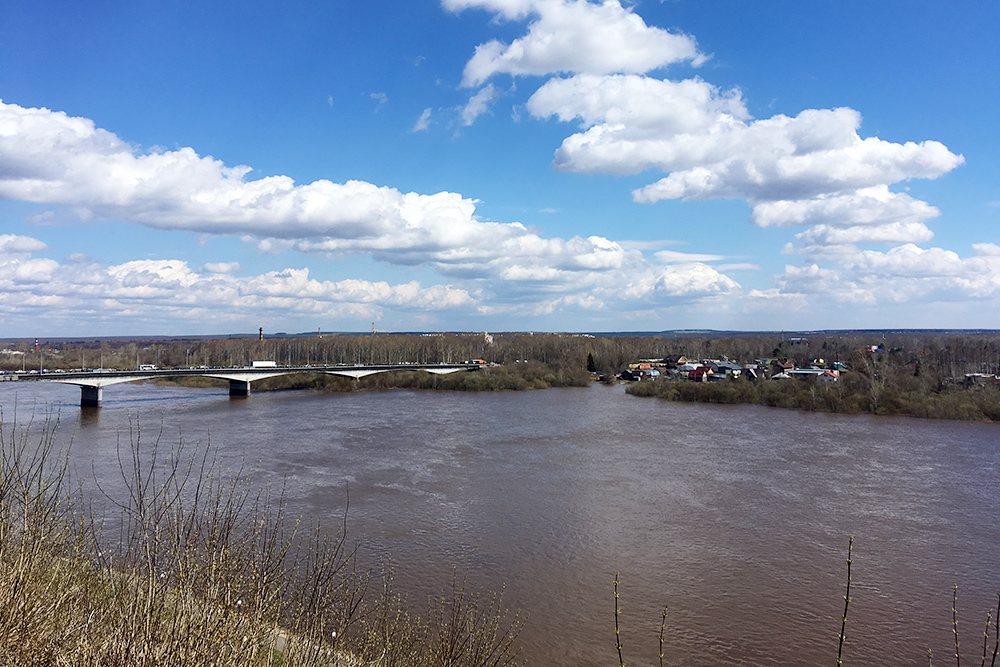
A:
[
  {"xmin": 229, "ymin": 379, "xmax": 251, "ymax": 398},
  {"xmin": 81, "ymin": 385, "xmax": 103, "ymax": 408}
]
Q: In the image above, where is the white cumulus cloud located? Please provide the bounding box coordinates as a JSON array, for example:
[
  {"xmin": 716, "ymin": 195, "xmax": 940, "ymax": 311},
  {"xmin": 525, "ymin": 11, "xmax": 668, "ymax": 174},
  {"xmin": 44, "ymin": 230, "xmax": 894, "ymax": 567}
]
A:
[
  {"xmin": 200, "ymin": 262, "xmax": 242, "ymax": 275},
  {"xmin": 790, "ymin": 222, "xmax": 935, "ymax": 253},
  {"xmin": 452, "ymin": 0, "xmax": 706, "ymax": 87},
  {"xmin": 526, "ymin": 71, "xmax": 965, "ymax": 266},
  {"xmin": 538, "ymin": 99, "xmax": 966, "ymax": 202},
  {"xmin": 749, "ymin": 186, "xmax": 941, "ymax": 229},
  {"xmin": 0, "ymin": 234, "xmax": 48, "ymax": 255}
]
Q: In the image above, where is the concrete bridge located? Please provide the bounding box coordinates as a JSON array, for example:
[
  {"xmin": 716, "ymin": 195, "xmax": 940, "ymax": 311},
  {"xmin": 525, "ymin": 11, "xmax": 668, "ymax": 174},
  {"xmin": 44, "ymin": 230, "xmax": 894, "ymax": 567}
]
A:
[{"xmin": 1, "ymin": 362, "xmax": 484, "ymax": 407}]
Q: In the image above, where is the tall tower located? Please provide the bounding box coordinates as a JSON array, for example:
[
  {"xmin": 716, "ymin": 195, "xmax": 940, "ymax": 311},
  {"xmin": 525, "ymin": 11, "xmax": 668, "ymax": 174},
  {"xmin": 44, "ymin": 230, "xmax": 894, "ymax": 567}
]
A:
[{"xmin": 259, "ymin": 327, "xmax": 263, "ymax": 342}]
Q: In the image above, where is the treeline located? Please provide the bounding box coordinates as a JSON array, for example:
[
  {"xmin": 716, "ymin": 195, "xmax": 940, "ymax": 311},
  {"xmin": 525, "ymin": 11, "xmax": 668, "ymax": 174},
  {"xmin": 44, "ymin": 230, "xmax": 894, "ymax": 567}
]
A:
[
  {"xmin": 626, "ymin": 335, "xmax": 1000, "ymax": 421},
  {"xmin": 4, "ymin": 332, "xmax": 592, "ymax": 370},
  {"xmin": 1, "ymin": 332, "xmax": 597, "ymax": 391},
  {"xmin": 10, "ymin": 331, "xmax": 1000, "ymax": 382},
  {"xmin": 2, "ymin": 331, "xmax": 699, "ymax": 373},
  {"xmin": 8, "ymin": 331, "xmax": 1000, "ymax": 411}
]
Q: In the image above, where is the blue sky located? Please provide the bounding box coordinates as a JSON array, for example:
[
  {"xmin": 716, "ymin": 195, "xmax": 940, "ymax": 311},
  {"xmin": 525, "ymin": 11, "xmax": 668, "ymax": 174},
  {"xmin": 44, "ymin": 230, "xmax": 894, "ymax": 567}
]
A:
[{"xmin": 1, "ymin": 0, "xmax": 998, "ymax": 335}]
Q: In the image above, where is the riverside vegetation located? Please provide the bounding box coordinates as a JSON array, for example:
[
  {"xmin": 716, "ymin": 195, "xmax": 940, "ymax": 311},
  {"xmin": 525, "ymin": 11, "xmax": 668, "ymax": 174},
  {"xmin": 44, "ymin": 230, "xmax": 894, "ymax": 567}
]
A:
[
  {"xmin": 7, "ymin": 330, "xmax": 1000, "ymax": 419},
  {"xmin": 625, "ymin": 335, "xmax": 1000, "ymax": 421},
  {"xmin": 0, "ymin": 410, "xmax": 522, "ymax": 666},
  {"xmin": 626, "ymin": 371, "xmax": 1000, "ymax": 421}
]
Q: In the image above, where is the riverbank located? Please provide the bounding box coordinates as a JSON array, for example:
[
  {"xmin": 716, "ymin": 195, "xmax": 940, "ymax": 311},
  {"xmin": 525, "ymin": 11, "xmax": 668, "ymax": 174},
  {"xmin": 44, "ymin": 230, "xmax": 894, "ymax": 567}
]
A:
[{"xmin": 626, "ymin": 375, "xmax": 1000, "ymax": 421}]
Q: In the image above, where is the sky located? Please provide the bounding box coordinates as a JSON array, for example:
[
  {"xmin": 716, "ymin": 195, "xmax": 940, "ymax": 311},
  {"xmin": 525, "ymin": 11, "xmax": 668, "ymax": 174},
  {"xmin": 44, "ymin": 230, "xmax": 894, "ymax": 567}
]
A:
[{"xmin": 1, "ymin": 0, "xmax": 998, "ymax": 336}]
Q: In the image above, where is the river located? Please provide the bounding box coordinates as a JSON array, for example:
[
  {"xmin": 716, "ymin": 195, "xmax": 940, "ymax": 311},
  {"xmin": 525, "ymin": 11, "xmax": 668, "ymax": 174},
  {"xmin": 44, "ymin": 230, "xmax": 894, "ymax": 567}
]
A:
[{"xmin": 3, "ymin": 380, "xmax": 1000, "ymax": 666}]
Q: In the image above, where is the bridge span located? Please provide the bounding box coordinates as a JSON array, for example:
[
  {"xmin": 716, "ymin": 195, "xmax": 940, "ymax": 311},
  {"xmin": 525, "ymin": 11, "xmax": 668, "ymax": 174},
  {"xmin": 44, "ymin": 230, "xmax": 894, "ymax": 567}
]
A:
[{"xmin": 0, "ymin": 362, "xmax": 484, "ymax": 407}]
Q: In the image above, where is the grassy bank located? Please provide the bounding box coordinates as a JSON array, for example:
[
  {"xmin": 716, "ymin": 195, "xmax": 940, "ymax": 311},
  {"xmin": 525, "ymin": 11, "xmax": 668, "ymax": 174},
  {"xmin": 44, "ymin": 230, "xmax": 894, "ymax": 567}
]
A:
[{"xmin": 0, "ymin": 413, "xmax": 522, "ymax": 666}]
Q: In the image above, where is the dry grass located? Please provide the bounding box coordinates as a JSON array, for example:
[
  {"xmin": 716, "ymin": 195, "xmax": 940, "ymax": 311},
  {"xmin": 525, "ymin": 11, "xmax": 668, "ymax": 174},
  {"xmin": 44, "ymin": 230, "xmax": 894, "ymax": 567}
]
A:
[{"xmin": 0, "ymin": 409, "xmax": 522, "ymax": 667}]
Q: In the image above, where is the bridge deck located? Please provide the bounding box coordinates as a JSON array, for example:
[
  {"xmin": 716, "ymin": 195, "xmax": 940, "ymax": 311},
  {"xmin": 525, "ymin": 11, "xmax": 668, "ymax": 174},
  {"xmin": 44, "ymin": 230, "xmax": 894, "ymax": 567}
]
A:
[{"xmin": 1, "ymin": 362, "xmax": 486, "ymax": 407}]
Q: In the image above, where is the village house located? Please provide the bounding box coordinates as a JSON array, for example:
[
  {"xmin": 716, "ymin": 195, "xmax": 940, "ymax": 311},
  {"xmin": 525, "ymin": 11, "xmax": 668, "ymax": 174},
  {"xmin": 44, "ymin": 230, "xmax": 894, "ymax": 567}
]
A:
[
  {"xmin": 661, "ymin": 354, "xmax": 688, "ymax": 368},
  {"xmin": 688, "ymin": 366, "xmax": 712, "ymax": 382},
  {"xmin": 770, "ymin": 359, "xmax": 795, "ymax": 376},
  {"xmin": 710, "ymin": 360, "xmax": 742, "ymax": 377}
]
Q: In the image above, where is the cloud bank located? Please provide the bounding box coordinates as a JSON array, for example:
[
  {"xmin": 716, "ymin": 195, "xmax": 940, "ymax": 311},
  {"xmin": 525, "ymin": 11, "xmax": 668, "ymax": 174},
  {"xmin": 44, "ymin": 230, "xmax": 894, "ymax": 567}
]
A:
[
  {"xmin": 0, "ymin": 237, "xmax": 475, "ymax": 330},
  {"xmin": 0, "ymin": 99, "xmax": 740, "ymax": 328}
]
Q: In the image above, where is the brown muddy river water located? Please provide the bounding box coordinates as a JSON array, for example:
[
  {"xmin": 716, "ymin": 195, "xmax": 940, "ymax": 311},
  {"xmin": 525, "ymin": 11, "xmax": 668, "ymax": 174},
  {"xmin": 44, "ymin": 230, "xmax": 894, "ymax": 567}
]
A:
[{"xmin": 4, "ymin": 381, "xmax": 1000, "ymax": 666}]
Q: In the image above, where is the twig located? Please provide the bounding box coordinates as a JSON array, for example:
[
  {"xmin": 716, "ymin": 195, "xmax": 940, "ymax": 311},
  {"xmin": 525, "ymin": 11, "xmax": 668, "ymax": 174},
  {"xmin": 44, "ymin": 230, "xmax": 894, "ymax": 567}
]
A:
[
  {"xmin": 992, "ymin": 592, "xmax": 1000, "ymax": 667},
  {"xmin": 837, "ymin": 535, "xmax": 853, "ymax": 666},
  {"xmin": 982, "ymin": 605, "xmax": 993, "ymax": 667},
  {"xmin": 955, "ymin": 584, "xmax": 962, "ymax": 667},
  {"xmin": 614, "ymin": 572, "xmax": 625, "ymax": 667},
  {"xmin": 659, "ymin": 605, "xmax": 668, "ymax": 667}
]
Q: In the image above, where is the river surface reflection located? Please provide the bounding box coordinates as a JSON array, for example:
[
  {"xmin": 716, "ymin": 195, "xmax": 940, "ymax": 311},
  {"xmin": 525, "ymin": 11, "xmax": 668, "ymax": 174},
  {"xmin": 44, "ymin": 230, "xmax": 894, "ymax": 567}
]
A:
[{"xmin": 3, "ymin": 381, "xmax": 1000, "ymax": 666}]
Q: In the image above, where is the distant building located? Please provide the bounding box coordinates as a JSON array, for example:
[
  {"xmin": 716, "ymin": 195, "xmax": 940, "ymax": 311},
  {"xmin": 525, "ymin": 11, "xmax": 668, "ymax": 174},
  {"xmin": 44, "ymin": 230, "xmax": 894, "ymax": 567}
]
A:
[
  {"xmin": 770, "ymin": 360, "xmax": 794, "ymax": 375},
  {"xmin": 787, "ymin": 368, "xmax": 840, "ymax": 382},
  {"xmin": 688, "ymin": 366, "xmax": 712, "ymax": 382},
  {"xmin": 711, "ymin": 361, "xmax": 742, "ymax": 377},
  {"xmin": 662, "ymin": 354, "xmax": 688, "ymax": 368}
]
